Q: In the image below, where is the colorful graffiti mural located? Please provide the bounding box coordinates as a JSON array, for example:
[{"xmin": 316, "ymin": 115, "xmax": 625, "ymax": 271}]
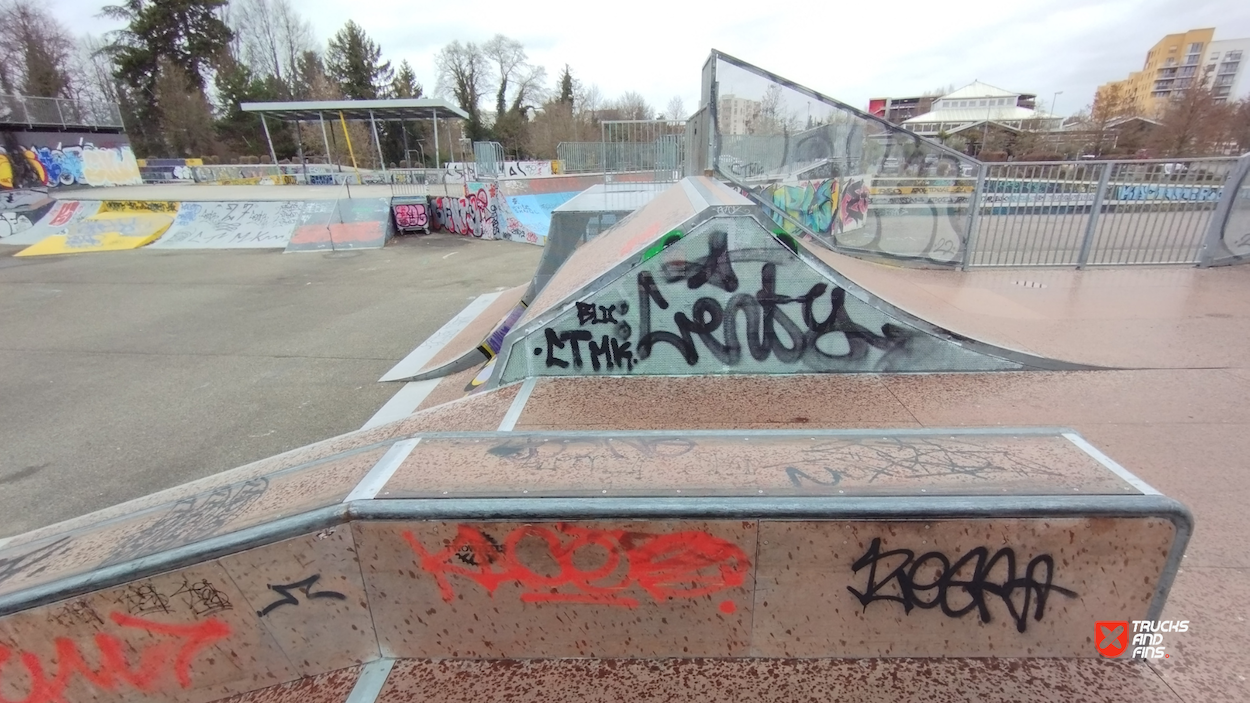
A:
[
  {"xmin": 762, "ymin": 177, "xmax": 869, "ymax": 237},
  {"xmin": 0, "ymin": 143, "xmax": 142, "ymax": 188},
  {"xmin": 432, "ymin": 184, "xmax": 501, "ymax": 239},
  {"xmin": 393, "ymin": 201, "xmax": 430, "ymax": 232}
]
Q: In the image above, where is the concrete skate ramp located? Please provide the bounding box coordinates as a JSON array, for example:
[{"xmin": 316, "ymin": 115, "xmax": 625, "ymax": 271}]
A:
[
  {"xmin": 0, "ymin": 200, "xmax": 102, "ymax": 246},
  {"xmin": 285, "ymin": 198, "xmax": 392, "ymax": 252},
  {"xmin": 491, "ymin": 177, "xmax": 1091, "ymax": 386},
  {"xmin": 15, "ymin": 204, "xmax": 175, "ymax": 257},
  {"xmin": 0, "ymin": 425, "xmax": 1190, "ymax": 703},
  {"xmin": 380, "ymin": 284, "xmax": 528, "ymax": 383},
  {"xmin": 151, "ymin": 201, "xmax": 310, "ymax": 249}
]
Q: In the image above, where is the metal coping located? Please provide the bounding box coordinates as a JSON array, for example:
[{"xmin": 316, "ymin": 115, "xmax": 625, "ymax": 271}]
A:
[
  {"xmin": 0, "ymin": 427, "xmax": 1191, "ymax": 620},
  {"xmin": 0, "ymin": 494, "xmax": 1192, "ymax": 620}
]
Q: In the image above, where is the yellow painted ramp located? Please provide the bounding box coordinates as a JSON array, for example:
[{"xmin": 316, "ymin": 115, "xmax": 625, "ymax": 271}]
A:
[{"xmin": 15, "ymin": 211, "xmax": 173, "ymax": 257}]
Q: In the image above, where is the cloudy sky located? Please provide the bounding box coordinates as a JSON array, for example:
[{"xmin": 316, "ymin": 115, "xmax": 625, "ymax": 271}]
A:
[{"xmin": 49, "ymin": 0, "xmax": 1250, "ymax": 117}]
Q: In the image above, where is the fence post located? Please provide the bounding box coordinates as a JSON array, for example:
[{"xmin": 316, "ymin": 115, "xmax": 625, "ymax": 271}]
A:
[
  {"xmin": 1197, "ymin": 152, "xmax": 1250, "ymax": 267},
  {"xmin": 1077, "ymin": 161, "xmax": 1114, "ymax": 269},
  {"xmin": 961, "ymin": 163, "xmax": 988, "ymax": 271}
]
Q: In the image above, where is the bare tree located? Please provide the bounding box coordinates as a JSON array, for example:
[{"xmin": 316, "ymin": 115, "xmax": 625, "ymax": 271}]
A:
[
  {"xmin": 1151, "ymin": 65, "xmax": 1233, "ymax": 157},
  {"xmin": 482, "ymin": 34, "xmax": 524, "ymax": 118},
  {"xmin": 155, "ymin": 58, "xmax": 218, "ymax": 156},
  {"xmin": 435, "ymin": 40, "xmax": 488, "ymax": 141},
  {"xmin": 0, "ymin": 0, "xmax": 77, "ymax": 97},
  {"xmin": 605, "ymin": 91, "xmax": 654, "ymax": 120},
  {"xmin": 227, "ymin": 0, "xmax": 312, "ymax": 92},
  {"xmin": 664, "ymin": 95, "xmax": 686, "ymax": 121}
]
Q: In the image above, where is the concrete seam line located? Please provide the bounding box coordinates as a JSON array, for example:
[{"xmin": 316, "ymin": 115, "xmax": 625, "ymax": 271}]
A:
[
  {"xmin": 379, "ymin": 291, "xmax": 503, "ymax": 381},
  {"xmin": 497, "ymin": 377, "xmax": 537, "ymax": 432},
  {"xmin": 345, "ymin": 658, "xmax": 396, "ymax": 703},
  {"xmin": 1063, "ymin": 432, "xmax": 1161, "ymax": 496},
  {"xmin": 345, "ymin": 438, "xmax": 420, "ymax": 502},
  {"xmin": 361, "ymin": 379, "xmax": 440, "ymax": 430}
]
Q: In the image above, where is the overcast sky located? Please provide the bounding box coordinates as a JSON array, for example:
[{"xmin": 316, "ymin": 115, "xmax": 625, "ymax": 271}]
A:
[{"xmin": 50, "ymin": 0, "xmax": 1250, "ymax": 117}]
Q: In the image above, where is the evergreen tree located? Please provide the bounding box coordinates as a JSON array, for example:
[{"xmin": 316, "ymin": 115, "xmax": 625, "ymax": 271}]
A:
[
  {"xmin": 101, "ymin": 0, "xmax": 233, "ymax": 156},
  {"xmin": 324, "ymin": 20, "xmax": 392, "ymax": 100},
  {"xmin": 558, "ymin": 65, "xmax": 574, "ymax": 106}
]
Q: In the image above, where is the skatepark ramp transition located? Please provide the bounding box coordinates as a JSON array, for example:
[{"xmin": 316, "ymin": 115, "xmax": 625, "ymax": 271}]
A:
[
  {"xmin": 0, "ymin": 427, "xmax": 1191, "ymax": 701},
  {"xmin": 0, "ymin": 171, "xmax": 1194, "ymax": 701}
]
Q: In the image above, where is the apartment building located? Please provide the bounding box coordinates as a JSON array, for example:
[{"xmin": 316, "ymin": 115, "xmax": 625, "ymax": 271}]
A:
[
  {"xmin": 1096, "ymin": 28, "xmax": 1248, "ymax": 117},
  {"xmin": 716, "ymin": 94, "xmax": 761, "ymax": 135}
]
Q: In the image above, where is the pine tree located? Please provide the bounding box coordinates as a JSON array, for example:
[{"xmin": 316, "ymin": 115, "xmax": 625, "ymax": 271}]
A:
[
  {"xmin": 102, "ymin": 0, "xmax": 233, "ymax": 156},
  {"xmin": 324, "ymin": 20, "xmax": 392, "ymax": 100},
  {"xmin": 558, "ymin": 65, "xmax": 574, "ymax": 106}
]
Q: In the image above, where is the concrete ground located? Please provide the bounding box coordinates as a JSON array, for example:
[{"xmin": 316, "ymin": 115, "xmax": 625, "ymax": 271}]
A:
[{"xmin": 0, "ymin": 233, "xmax": 541, "ymax": 538}]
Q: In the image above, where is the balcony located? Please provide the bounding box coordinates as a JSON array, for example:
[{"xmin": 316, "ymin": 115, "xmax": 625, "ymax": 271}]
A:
[{"xmin": 0, "ymin": 94, "xmax": 125, "ymax": 131}]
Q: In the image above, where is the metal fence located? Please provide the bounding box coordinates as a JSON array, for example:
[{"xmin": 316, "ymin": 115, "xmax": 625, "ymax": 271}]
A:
[
  {"xmin": 555, "ymin": 121, "xmax": 687, "ymax": 186},
  {"xmin": 965, "ymin": 157, "xmax": 1240, "ymax": 267},
  {"xmin": 0, "ymin": 94, "xmax": 124, "ymax": 130}
]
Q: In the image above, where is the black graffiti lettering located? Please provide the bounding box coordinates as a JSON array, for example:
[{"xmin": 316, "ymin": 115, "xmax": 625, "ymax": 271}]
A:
[
  {"xmin": 846, "ymin": 538, "xmax": 1078, "ymax": 633},
  {"xmin": 785, "ymin": 467, "xmax": 842, "ymax": 487},
  {"xmin": 637, "ymin": 271, "xmax": 694, "ymax": 363},
  {"xmin": 663, "ymin": 230, "xmax": 739, "ymax": 292},
  {"xmin": 540, "ymin": 328, "xmax": 597, "ymax": 369},
  {"xmin": 576, "ymin": 302, "xmax": 597, "ymax": 326},
  {"xmin": 564, "ymin": 329, "xmax": 592, "ymax": 367},
  {"xmin": 588, "ymin": 335, "xmax": 610, "ymax": 371},
  {"xmin": 576, "ymin": 302, "xmax": 620, "ymax": 326},
  {"xmin": 172, "ymin": 578, "xmax": 233, "ymax": 617},
  {"xmin": 610, "ymin": 338, "xmax": 636, "ymax": 371},
  {"xmin": 542, "ymin": 327, "xmax": 568, "ymax": 369},
  {"xmin": 256, "ymin": 574, "xmax": 347, "ymax": 617},
  {"xmin": 637, "ymin": 235, "xmax": 920, "ymax": 370}
]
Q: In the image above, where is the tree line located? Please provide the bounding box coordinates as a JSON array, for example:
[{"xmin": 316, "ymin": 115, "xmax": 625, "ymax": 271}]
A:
[{"xmin": 0, "ymin": 0, "xmax": 688, "ymax": 166}]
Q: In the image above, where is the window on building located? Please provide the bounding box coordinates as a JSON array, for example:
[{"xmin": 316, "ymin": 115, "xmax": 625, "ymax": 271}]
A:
[
  {"xmin": 1216, "ymin": 74, "xmax": 1235, "ymax": 86},
  {"xmin": 1165, "ymin": 58, "xmax": 1176, "ymax": 67},
  {"xmin": 1179, "ymin": 66, "xmax": 1195, "ymax": 77},
  {"xmin": 1209, "ymin": 52, "xmax": 1220, "ymax": 61},
  {"xmin": 1188, "ymin": 42, "xmax": 1203, "ymax": 53},
  {"xmin": 1220, "ymin": 62, "xmax": 1240, "ymax": 74},
  {"xmin": 1228, "ymin": 51, "xmax": 1243, "ymax": 61},
  {"xmin": 979, "ymin": 100, "xmax": 987, "ymax": 106}
]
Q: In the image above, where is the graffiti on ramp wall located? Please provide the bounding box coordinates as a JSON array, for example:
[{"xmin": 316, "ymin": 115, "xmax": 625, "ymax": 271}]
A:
[
  {"xmin": 0, "ymin": 143, "xmax": 142, "ymax": 188},
  {"xmin": 762, "ymin": 177, "xmax": 869, "ymax": 238}
]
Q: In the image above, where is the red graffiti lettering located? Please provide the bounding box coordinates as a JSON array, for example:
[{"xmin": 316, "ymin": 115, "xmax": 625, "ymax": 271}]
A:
[
  {"xmin": 0, "ymin": 612, "xmax": 230, "ymax": 702},
  {"xmin": 404, "ymin": 524, "xmax": 750, "ymax": 608}
]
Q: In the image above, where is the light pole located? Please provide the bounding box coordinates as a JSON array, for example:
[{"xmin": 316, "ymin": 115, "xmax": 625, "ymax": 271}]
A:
[{"xmin": 1051, "ymin": 90, "xmax": 1064, "ymax": 125}]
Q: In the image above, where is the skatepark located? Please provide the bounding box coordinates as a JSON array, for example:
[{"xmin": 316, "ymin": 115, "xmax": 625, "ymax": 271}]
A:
[{"xmin": 1, "ymin": 50, "xmax": 1249, "ymax": 703}]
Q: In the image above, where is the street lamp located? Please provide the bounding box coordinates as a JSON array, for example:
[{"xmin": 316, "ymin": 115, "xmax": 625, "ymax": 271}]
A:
[{"xmin": 1051, "ymin": 90, "xmax": 1064, "ymax": 126}]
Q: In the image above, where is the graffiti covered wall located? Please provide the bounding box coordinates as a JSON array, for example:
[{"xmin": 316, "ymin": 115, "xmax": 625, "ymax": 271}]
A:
[
  {"xmin": 498, "ymin": 215, "xmax": 1021, "ymax": 383},
  {"xmin": 0, "ymin": 132, "xmax": 142, "ymax": 188},
  {"xmin": 760, "ymin": 177, "xmax": 869, "ymax": 238}
]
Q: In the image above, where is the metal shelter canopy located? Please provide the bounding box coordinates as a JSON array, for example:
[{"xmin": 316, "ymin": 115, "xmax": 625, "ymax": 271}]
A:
[
  {"xmin": 239, "ymin": 99, "xmax": 470, "ymax": 171},
  {"xmin": 240, "ymin": 99, "xmax": 468, "ymax": 122}
]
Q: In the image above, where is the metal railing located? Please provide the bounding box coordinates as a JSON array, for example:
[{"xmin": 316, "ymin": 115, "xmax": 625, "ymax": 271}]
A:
[
  {"xmin": 0, "ymin": 93, "xmax": 124, "ymax": 130},
  {"xmin": 965, "ymin": 157, "xmax": 1240, "ymax": 267}
]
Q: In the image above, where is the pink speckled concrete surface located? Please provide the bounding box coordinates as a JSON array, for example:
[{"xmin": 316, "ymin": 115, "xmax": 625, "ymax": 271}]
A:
[
  {"xmin": 415, "ymin": 285, "xmax": 525, "ymax": 375},
  {"xmin": 813, "ymin": 247, "xmax": 1250, "ymax": 369},
  {"xmin": 373, "ymin": 658, "xmax": 1181, "ymax": 703}
]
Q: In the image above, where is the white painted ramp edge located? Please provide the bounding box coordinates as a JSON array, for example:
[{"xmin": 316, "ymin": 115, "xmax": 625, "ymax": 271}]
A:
[
  {"xmin": 361, "ymin": 379, "xmax": 440, "ymax": 430},
  {"xmin": 378, "ymin": 291, "xmax": 503, "ymax": 382}
]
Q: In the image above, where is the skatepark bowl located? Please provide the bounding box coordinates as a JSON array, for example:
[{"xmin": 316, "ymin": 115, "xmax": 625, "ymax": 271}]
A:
[{"xmin": 1, "ymin": 51, "xmax": 1250, "ymax": 703}]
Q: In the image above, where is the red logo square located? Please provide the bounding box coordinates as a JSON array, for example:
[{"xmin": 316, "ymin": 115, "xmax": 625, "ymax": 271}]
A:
[{"xmin": 1096, "ymin": 621, "xmax": 1129, "ymax": 657}]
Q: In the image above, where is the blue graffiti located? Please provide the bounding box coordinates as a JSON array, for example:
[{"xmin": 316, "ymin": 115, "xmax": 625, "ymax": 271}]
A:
[{"xmin": 1115, "ymin": 184, "xmax": 1221, "ymax": 202}]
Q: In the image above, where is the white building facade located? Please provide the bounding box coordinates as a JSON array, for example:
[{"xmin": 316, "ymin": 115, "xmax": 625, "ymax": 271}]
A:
[
  {"xmin": 901, "ymin": 82, "xmax": 1062, "ymax": 137},
  {"xmin": 1204, "ymin": 39, "xmax": 1249, "ymax": 103}
]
